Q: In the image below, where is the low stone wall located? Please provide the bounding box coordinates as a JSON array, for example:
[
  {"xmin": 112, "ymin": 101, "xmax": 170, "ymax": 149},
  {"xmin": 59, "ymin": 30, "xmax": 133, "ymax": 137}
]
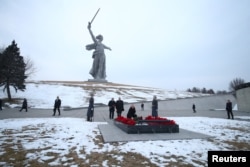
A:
[
  {"xmin": 236, "ymin": 87, "xmax": 250, "ymax": 112},
  {"xmin": 127, "ymin": 94, "xmax": 236, "ymax": 111}
]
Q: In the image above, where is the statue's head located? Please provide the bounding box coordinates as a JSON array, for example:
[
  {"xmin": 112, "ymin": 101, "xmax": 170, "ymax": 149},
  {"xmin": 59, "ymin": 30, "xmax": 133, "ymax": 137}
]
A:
[{"xmin": 96, "ymin": 35, "xmax": 103, "ymax": 41}]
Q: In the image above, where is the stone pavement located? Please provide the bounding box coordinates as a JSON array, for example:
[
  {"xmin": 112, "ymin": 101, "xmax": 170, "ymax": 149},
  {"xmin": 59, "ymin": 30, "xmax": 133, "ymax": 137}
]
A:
[
  {"xmin": 1, "ymin": 95, "xmax": 250, "ymax": 143},
  {"xmin": 99, "ymin": 124, "xmax": 212, "ymax": 143}
]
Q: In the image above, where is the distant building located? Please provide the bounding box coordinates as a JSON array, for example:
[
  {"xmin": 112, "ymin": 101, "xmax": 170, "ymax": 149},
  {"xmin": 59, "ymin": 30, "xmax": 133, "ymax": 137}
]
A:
[{"xmin": 236, "ymin": 82, "xmax": 250, "ymax": 112}]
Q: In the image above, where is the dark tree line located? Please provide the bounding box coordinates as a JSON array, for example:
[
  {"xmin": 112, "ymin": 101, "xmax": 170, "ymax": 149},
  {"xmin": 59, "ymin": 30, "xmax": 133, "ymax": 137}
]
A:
[
  {"xmin": 0, "ymin": 40, "xmax": 35, "ymax": 100},
  {"xmin": 187, "ymin": 78, "xmax": 246, "ymax": 95},
  {"xmin": 186, "ymin": 87, "xmax": 216, "ymax": 94}
]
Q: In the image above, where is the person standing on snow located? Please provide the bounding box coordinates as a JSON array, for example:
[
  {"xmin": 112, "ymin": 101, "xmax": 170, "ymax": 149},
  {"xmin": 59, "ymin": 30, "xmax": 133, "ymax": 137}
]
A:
[
  {"xmin": 226, "ymin": 99, "xmax": 234, "ymax": 119},
  {"xmin": 53, "ymin": 96, "xmax": 61, "ymax": 116},
  {"xmin": 87, "ymin": 94, "xmax": 94, "ymax": 121},
  {"xmin": 152, "ymin": 95, "xmax": 158, "ymax": 117},
  {"xmin": 108, "ymin": 98, "xmax": 116, "ymax": 119},
  {"xmin": 116, "ymin": 97, "xmax": 124, "ymax": 117}
]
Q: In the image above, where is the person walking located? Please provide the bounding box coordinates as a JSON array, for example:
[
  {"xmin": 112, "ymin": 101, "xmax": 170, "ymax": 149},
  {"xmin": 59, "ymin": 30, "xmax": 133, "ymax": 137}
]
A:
[
  {"xmin": 152, "ymin": 95, "xmax": 158, "ymax": 117},
  {"xmin": 116, "ymin": 97, "xmax": 124, "ymax": 117},
  {"xmin": 192, "ymin": 103, "xmax": 196, "ymax": 113},
  {"xmin": 19, "ymin": 98, "xmax": 28, "ymax": 112},
  {"xmin": 108, "ymin": 98, "xmax": 116, "ymax": 119},
  {"xmin": 226, "ymin": 99, "xmax": 234, "ymax": 119},
  {"xmin": 53, "ymin": 96, "xmax": 61, "ymax": 116},
  {"xmin": 87, "ymin": 94, "xmax": 94, "ymax": 122}
]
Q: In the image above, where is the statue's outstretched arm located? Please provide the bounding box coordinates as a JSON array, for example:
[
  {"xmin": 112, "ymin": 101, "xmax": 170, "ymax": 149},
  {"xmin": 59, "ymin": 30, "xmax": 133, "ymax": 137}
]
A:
[
  {"xmin": 103, "ymin": 44, "xmax": 112, "ymax": 51},
  {"xmin": 88, "ymin": 23, "xmax": 97, "ymax": 43}
]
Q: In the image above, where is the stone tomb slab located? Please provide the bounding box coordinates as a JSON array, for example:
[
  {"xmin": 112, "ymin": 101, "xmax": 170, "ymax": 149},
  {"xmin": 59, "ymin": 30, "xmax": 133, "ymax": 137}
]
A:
[{"xmin": 98, "ymin": 123, "xmax": 212, "ymax": 143}]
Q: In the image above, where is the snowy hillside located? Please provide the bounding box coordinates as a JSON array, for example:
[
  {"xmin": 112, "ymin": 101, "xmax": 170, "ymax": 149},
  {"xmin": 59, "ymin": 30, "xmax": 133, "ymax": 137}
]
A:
[{"xmin": 0, "ymin": 81, "xmax": 209, "ymax": 109}]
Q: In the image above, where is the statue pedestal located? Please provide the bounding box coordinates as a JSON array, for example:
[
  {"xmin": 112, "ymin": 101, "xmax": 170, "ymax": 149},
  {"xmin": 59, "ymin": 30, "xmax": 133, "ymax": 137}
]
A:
[{"xmin": 88, "ymin": 79, "xmax": 108, "ymax": 83}]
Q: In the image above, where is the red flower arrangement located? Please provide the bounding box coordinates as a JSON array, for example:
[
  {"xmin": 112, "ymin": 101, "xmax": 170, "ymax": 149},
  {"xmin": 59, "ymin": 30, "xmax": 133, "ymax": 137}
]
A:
[
  {"xmin": 145, "ymin": 115, "xmax": 176, "ymax": 125},
  {"xmin": 115, "ymin": 115, "xmax": 177, "ymax": 126},
  {"xmin": 115, "ymin": 116, "xmax": 136, "ymax": 126}
]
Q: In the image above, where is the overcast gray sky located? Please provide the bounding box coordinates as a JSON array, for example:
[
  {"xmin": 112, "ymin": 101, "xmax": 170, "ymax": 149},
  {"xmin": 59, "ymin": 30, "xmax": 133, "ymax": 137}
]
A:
[{"xmin": 1, "ymin": 0, "xmax": 249, "ymax": 91}]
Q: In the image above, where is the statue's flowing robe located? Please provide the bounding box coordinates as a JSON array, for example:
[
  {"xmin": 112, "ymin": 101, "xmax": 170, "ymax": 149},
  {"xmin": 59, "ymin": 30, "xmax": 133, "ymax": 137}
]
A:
[{"xmin": 86, "ymin": 42, "xmax": 106, "ymax": 79}]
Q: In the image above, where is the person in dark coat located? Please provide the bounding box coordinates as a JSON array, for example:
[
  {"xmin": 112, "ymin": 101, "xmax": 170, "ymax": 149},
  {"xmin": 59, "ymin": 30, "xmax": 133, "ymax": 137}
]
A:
[
  {"xmin": 192, "ymin": 103, "xmax": 196, "ymax": 113},
  {"xmin": 19, "ymin": 98, "xmax": 28, "ymax": 112},
  {"xmin": 127, "ymin": 104, "xmax": 137, "ymax": 119},
  {"xmin": 116, "ymin": 97, "xmax": 124, "ymax": 117},
  {"xmin": 226, "ymin": 99, "xmax": 234, "ymax": 119},
  {"xmin": 152, "ymin": 95, "xmax": 158, "ymax": 117},
  {"xmin": 108, "ymin": 98, "xmax": 116, "ymax": 119},
  {"xmin": 53, "ymin": 96, "xmax": 61, "ymax": 116},
  {"xmin": 87, "ymin": 94, "xmax": 94, "ymax": 122},
  {"xmin": 0, "ymin": 99, "xmax": 3, "ymax": 110},
  {"xmin": 141, "ymin": 102, "xmax": 144, "ymax": 111}
]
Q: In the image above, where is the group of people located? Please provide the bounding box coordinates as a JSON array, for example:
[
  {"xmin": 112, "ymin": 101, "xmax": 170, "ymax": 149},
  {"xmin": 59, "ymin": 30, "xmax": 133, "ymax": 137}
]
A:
[
  {"xmin": 107, "ymin": 95, "xmax": 158, "ymax": 120},
  {"xmin": 108, "ymin": 97, "xmax": 125, "ymax": 119},
  {"xmin": 10, "ymin": 97, "xmax": 62, "ymax": 115},
  {"xmin": 107, "ymin": 100, "xmax": 137, "ymax": 120},
  {"xmin": 85, "ymin": 95, "xmax": 159, "ymax": 122},
  {"xmin": 1, "ymin": 94, "xmax": 235, "ymax": 121},
  {"xmin": 192, "ymin": 100, "xmax": 234, "ymax": 119}
]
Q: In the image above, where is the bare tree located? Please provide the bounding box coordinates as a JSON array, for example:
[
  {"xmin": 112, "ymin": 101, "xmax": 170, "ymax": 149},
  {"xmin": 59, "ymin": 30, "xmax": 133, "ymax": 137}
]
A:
[
  {"xmin": 24, "ymin": 56, "xmax": 37, "ymax": 78},
  {"xmin": 229, "ymin": 78, "xmax": 245, "ymax": 92}
]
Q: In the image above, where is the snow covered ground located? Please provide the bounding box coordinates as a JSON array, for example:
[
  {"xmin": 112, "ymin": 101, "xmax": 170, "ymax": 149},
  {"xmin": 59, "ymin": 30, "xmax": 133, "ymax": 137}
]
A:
[
  {"xmin": 0, "ymin": 81, "xmax": 249, "ymax": 166},
  {"xmin": 0, "ymin": 117, "xmax": 249, "ymax": 166},
  {"xmin": 0, "ymin": 81, "xmax": 209, "ymax": 109}
]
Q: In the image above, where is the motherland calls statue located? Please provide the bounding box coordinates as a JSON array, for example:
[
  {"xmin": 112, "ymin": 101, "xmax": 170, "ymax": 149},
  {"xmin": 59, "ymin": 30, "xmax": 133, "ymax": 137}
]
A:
[{"xmin": 86, "ymin": 9, "xmax": 111, "ymax": 81}]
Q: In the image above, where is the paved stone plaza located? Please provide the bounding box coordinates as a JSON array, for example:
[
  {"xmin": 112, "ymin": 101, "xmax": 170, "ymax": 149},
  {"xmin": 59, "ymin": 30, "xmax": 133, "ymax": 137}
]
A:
[{"xmin": 0, "ymin": 94, "xmax": 249, "ymax": 142}]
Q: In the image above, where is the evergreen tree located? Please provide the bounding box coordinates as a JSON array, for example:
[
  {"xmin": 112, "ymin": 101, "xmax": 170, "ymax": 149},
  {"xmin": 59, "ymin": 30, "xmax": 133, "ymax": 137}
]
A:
[
  {"xmin": 192, "ymin": 87, "xmax": 201, "ymax": 93},
  {"xmin": 0, "ymin": 40, "xmax": 27, "ymax": 100},
  {"xmin": 201, "ymin": 87, "xmax": 207, "ymax": 94}
]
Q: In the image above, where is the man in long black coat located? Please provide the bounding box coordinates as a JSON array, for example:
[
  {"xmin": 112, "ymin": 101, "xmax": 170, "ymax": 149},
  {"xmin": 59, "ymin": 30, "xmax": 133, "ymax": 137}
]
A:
[
  {"xmin": 0, "ymin": 99, "xmax": 2, "ymax": 110},
  {"xmin": 53, "ymin": 96, "xmax": 61, "ymax": 116},
  {"xmin": 87, "ymin": 94, "xmax": 94, "ymax": 122},
  {"xmin": 116, "ymin": 97, "xmax": 124, "ymax": 117},
  {"xmin": 19, "ymin": 98, "xmax": 28, "ymax": 112},
  {"xmin": 108, "ymin": 98, "xmax": 116, "ymax": 119},
  {"xmin": 152, "ymin": 95, "xmax": 158, "ymax": 117},
  {"xmin": 226, "ymin": 99, "xmax": 234, "ymax": 119}
]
